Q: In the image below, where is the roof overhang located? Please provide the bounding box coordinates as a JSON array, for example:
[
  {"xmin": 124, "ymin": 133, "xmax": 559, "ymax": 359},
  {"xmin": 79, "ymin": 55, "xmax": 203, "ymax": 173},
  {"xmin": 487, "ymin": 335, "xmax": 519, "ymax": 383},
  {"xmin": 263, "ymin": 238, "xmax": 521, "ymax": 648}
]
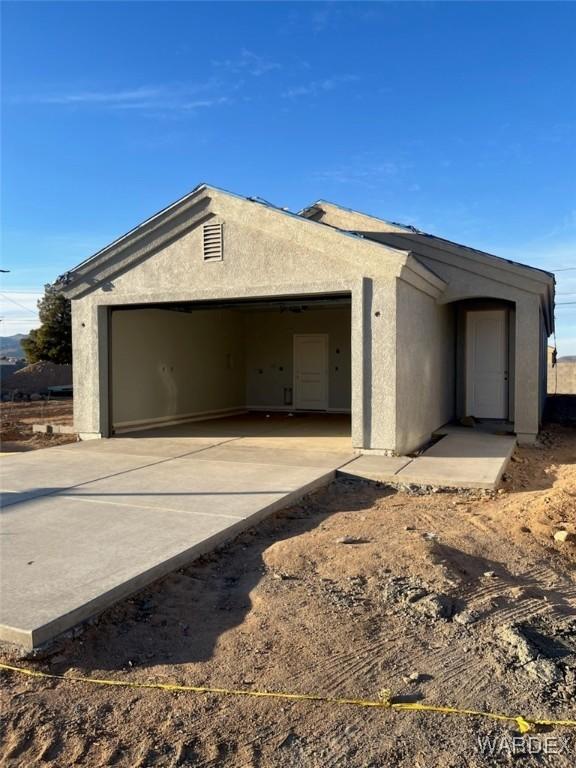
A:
[
  {"xmin": 58, "ymin": 184, "xmax": 214, "ymax": 299},
  {"xmin": 372, "ymin": 231, "xmax": 556, "ymax": 336},
  {"xmin": 57, "ymin": 183, "xmax": 431, "ymax": 301},
  {"xmin": 302, "ymin": 201, "xmax": 555, "ymax": 335}
]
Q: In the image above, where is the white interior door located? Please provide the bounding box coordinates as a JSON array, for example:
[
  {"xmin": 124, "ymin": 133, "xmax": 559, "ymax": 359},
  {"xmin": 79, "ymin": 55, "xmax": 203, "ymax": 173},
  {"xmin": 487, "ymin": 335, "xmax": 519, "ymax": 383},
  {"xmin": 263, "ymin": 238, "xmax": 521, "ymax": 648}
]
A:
[
  {"xmin": 293, "ymin": 334, "xmax": 329, "ymax": 410},
  {"xmin": 466, "ymin": 310, "xmax": 508, "ymax": 419}
]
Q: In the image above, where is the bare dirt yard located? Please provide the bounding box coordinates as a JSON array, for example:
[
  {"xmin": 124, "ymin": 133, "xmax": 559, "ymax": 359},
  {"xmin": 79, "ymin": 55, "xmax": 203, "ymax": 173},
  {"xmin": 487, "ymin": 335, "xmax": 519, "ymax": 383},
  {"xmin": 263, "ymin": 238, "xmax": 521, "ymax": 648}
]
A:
[
  {"xmin": 1, "ymin": 424, "xmax": 575, "ymax": 767},
  {"xmin": 0, "ymin": 400, "xmax": 75, "ymax": 452}
]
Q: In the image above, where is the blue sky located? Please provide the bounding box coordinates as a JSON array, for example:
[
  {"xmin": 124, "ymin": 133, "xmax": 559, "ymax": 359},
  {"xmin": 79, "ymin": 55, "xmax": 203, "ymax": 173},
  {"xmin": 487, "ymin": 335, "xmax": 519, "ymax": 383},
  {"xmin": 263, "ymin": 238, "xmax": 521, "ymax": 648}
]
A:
[{"xmin": 2, "ymin": 1, "xmax": 575, "ymax": 353}]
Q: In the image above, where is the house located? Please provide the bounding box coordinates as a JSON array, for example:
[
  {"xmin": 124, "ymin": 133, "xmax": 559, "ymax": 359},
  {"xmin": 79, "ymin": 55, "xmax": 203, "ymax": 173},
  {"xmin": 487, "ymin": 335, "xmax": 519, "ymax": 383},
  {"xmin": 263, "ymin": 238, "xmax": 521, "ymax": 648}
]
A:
[{"xmin": 58, "ymin": 184, "xmax": 555, "ymax": 455}]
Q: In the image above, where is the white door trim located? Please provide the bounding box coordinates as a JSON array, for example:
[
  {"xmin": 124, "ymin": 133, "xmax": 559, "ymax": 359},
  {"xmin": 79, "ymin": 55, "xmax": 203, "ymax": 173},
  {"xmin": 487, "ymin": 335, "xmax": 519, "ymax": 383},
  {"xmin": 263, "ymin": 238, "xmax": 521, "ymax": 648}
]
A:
[
  {"xmin": 466, "ymin": 309, "xmax": 509, "ymax": 419},
  {"xmin": 293, "ymin": 333, "xmax": 329, "ymax": 411}
]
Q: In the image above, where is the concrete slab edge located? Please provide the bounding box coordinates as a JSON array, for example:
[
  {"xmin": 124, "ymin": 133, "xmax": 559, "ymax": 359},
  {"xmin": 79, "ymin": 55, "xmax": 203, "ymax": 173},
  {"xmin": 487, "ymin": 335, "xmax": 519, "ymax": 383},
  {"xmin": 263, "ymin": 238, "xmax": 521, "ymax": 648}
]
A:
[
  {"xmin": 337, "ymin": 437, "xmax": 517, "ymax": 491},
  {"xmin": 337, "ymin": 469, "xmax": 408, "ymax": 485},
  {"xmin": 492, "ymin": 437, "xmax": 517, "ymax": 489},
  {"xmin": 0, "ymin": 469, "xmax": 337, "ymax": 651}
]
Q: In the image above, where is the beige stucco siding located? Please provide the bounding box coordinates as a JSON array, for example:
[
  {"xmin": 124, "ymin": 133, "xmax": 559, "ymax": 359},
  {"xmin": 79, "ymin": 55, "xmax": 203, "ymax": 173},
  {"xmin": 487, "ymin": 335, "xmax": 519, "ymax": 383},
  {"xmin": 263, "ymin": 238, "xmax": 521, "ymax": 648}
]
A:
[
  {"xmin": 401, "ymin": 253, "xmax": 544, "ymax": 441},
  {"xmin": 395, "ymin": 281, "xmax": 455, "ymax": 454},
  {"xmin": 104, "ymin": 193, "xmax": 407, "ymax": 298},
  {"xmin": 68, "ymin": 186, "xmax": 551, "ymax": 451},
  {"xmin": 70, "ymin": 190, "xmax": 413, "ymax": 449},
  {"xmin": 539, "ymin": 310, "xmax": 548, "ymax": 420},
  {"xmin": 359, "ymin": 277, "xmax": 399, "ymax": 452},
  {"xmin": 547, "ymin": 349, "xmax": 576, "ymax": 394}
]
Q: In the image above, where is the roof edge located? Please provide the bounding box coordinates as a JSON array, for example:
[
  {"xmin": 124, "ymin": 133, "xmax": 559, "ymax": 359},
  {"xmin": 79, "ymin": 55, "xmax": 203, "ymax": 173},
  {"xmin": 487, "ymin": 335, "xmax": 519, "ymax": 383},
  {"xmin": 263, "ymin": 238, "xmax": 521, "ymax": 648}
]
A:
[
  {"xmin": 300, "ymin": 200, "xmax": 555, "ymax": 285},
  {"xmin": 57, "ymin": 183, "xmax": 211, "ymax": 290},
  {"xmin": 58, "ymin": 183, "xmax": 415, "ymax": 298},
  {"xmin": 299, "ymin": 199, "xmax": 416, "ymax": 233}
]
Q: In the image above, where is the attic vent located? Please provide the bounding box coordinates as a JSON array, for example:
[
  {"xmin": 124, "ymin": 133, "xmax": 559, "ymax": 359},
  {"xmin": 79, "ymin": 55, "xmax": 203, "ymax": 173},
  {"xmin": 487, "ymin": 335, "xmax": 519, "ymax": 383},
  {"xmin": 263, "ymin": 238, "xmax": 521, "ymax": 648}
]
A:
[{"xmin": 203, "ymin": 222, "xmax": 223, "ymax": 261}]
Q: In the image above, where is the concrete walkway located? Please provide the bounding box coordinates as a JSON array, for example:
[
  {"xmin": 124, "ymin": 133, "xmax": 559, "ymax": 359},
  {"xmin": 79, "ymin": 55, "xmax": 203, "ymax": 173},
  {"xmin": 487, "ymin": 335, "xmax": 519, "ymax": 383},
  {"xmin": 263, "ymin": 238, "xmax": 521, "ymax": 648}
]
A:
[
  {"xmin": 340, "ymin": 428, "xmax": 516, "ymax": 490},
  {"xmin": 1, "ymin": 415, "xmax": 354, "ymax": 649}
]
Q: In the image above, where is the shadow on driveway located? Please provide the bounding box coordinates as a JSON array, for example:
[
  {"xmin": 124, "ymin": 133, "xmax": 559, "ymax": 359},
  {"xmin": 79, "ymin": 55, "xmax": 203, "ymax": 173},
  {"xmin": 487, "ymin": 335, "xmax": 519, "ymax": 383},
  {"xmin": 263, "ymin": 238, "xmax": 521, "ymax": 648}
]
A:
[{"xmin": 50, "ymin": 480, "xmax": 394, "ymax": 674}]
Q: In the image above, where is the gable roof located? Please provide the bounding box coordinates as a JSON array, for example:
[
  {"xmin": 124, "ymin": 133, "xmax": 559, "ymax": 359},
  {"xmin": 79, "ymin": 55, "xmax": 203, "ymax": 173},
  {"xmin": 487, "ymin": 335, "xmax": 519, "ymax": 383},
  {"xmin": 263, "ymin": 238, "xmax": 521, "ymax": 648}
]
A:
[
  {"xmin": 301, "ymin": 199, "xmax": 555, "ymax": 282},
  {"xmin": 57, "ymin": 183, "xmax": 434, "ymax": 299},
  {"xmin": 302, "ymin": 199, "xmax": 555, "ymax": 334},
  {"xmin": 300, "ymin": 200, "xmax": 415, "ymax": 234},
  {"xmin": 56, "ymin": 182, "xmax": 553, "ymax": 336}
]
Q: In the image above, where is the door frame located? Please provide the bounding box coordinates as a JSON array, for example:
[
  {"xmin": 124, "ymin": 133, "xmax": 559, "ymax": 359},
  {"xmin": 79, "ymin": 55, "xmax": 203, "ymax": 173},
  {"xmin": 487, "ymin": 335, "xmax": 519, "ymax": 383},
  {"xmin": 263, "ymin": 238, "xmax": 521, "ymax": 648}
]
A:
[
  {"xmin": 465, "ymin": 308, "xmax": 509, "ymax": 419},
  {"xmin": 293, "ymin": 333, "xmax": 329, "ymax": 411}
]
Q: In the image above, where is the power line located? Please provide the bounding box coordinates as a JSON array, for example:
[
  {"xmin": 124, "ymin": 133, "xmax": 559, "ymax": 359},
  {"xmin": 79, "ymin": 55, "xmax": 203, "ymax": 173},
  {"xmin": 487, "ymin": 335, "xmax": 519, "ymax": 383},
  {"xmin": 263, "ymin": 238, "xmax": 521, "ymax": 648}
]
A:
[{"xmin": 0, "ymin": 292, "xmax": 38, "ymax": 315}]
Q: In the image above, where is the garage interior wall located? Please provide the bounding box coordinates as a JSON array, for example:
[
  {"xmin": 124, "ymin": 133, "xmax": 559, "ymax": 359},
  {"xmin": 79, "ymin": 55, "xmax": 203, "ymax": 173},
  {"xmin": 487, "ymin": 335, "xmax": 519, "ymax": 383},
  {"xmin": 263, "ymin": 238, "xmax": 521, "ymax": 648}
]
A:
[
  {"xmin": 244, "ymin": 307, "xmax": 351, "ymax": 410},
  {"xmin": 111, "ymin": 305, "xmax": 351, "ymax": 429},
  {"xmin": 111, "ymin": 308, "xmax": 246, "ymax": 428}
]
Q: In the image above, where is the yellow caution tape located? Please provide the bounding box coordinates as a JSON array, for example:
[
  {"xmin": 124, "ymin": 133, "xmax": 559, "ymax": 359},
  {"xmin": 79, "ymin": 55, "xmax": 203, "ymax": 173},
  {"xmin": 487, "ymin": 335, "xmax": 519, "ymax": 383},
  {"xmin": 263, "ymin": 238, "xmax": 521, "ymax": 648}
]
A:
[{"xmin": 1, "ymin": 662, "xmax": 575, "ymax": 735}]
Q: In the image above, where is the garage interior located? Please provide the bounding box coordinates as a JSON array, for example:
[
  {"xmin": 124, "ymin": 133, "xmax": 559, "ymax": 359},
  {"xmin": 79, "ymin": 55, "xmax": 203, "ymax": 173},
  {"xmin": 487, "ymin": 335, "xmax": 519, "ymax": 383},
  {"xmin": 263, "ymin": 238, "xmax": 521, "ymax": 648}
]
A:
[{"xmin": 109, "ymin": 294, "xmax": 352, "ymax": 441}]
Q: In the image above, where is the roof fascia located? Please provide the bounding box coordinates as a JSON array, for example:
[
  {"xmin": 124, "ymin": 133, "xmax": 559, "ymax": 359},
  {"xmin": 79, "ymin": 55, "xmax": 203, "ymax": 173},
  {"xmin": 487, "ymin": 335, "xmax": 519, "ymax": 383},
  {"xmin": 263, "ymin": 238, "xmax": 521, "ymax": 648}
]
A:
[
  {"xmin": 61, "ymin": 184, "xmax": 416, "ymax": 300},
  {"xmin": 299, "ymin": 200, "xmax": 413, "ymax": 233},
  {"xmin": 382, "ymin": 231, "xmax": 554, "ymax": 335},
  {"xmin": 302, "ymin": 201, "xmax": 554, "ymax": 285},
  {"xmin": 410, "ymin": 232, "xmax": 555, "ymax": 284},
  {"xmin": 62, "ymin": 193, "xmax": 213, "ymax": 298},
  {"xmin": 370, "ymin": 232, "xmax": 554, "ymax": 295}
]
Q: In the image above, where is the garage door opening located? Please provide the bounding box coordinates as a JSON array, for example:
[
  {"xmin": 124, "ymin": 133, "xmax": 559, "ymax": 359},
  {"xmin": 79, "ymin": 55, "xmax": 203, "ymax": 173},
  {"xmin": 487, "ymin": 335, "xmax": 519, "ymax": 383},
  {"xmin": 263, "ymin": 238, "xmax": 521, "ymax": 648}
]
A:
[{"xmin": 109, "ymin": 294, "xmax": 351, "ymax": 444}]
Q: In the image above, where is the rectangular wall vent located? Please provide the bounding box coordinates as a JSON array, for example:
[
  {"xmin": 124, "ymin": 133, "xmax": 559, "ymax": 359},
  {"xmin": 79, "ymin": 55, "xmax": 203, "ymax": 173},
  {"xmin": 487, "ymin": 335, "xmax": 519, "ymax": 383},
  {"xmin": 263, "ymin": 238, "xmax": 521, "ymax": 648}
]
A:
[{"xmin": 203, "ymin": 222, "xmax": 223, "ymax": 261}]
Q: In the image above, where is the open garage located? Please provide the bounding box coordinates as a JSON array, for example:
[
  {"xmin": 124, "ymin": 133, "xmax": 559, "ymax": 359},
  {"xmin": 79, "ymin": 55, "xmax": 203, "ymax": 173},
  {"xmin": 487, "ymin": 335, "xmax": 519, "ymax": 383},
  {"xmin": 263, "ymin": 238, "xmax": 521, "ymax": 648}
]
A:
[
  {"xmin": 109, "ymin": 294, "xmax": 352, "ymax": 437},
  {"xmin": 64, "ymin": 184, "xmax": 554, "ymax": 453}
]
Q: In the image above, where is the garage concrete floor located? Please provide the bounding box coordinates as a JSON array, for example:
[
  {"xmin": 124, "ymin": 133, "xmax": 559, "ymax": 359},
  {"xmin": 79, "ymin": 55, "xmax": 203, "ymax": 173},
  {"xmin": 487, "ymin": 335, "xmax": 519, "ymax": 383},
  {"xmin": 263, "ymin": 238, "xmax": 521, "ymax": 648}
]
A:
[{"xmin": 0, "ymin": 413, "xmax": 354, "ymax": 649}]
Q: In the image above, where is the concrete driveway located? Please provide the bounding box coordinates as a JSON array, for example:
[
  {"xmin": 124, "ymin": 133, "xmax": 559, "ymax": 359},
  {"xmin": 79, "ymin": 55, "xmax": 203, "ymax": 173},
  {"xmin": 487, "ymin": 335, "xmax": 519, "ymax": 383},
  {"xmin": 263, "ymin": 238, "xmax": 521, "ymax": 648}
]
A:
[{"xmin": 0, "ymin": 414, "xmax": 354, "ymax": 649}]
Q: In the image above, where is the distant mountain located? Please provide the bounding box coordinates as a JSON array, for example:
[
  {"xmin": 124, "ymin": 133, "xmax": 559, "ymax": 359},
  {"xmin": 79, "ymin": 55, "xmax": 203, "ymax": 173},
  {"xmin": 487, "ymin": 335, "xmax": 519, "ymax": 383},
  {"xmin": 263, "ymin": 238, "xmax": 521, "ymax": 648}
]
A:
[
  {"xmin": 0, "ymin": 334, "xmax": 27, "ymax": 358},
  {"xmin": 558, "ymin": 356, "xmax": 576, "ymax": 363}
]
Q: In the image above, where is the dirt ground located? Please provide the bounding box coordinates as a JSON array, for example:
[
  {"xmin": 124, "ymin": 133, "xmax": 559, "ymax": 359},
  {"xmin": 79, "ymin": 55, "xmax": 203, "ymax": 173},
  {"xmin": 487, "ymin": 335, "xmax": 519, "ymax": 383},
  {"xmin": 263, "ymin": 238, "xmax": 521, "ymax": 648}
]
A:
[
  {"xmin": 1, "ymin": 424, "xmax": 575, "ymax": 767},
  {"xmin": 0, "ymin": 400, "xmax": 76, "ymax": 452}
]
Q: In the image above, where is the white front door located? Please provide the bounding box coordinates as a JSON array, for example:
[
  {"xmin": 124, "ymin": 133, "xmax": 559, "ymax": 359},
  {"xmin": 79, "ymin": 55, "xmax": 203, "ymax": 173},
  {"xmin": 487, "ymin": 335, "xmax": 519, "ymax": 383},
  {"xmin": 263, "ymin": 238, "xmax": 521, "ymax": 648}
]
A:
[
  {"xmin": 293, "ymin": 334, "xmax": 329, "ymax": 410},
  {"xmin": 466, "ymin": 310, "xmax": 508, "ymax": 419}
]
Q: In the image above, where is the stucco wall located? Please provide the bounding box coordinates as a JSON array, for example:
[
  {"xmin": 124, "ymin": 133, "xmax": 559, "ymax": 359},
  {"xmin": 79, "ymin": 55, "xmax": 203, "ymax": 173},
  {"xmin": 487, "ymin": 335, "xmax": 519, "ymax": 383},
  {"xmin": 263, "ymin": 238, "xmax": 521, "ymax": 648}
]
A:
[
  {"xmin": 549, "ymin": 361, "xmax": 576, "ymax": 394},
  {"xmin": 110, "ymin": 308, "xmax": 245, "ymax": 428},
  {"xmin": 105, "ymin": 193, "xmax": 404, "ymax": 297},
  {"xmin": 349, "ymin": 230, "xmax": 552, "ymax": 443},
  {"xmin": 67, "ymin": 188, "xmax": 553, "ymax": 448},
  {"xmin": 539, "ymin": 310, "xmax": 548, "ymax": 420},
  {"xmin": 244, "ymin": 307, "xmax": 351, "ymax": 410},
  {"xmin": 395, "ymin": 281, "xmax": 455, "ymax": 454},
  {"xmin": 70, "ymin": 189, "xmax": 410, "ymax": 448},
  {"xmin": 402, "ymin": 252, "xmax": 543, "ymax": 441},
  {"xmin": 547, "ymin": 348, "xmax": 576, "ymax": 394}
]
